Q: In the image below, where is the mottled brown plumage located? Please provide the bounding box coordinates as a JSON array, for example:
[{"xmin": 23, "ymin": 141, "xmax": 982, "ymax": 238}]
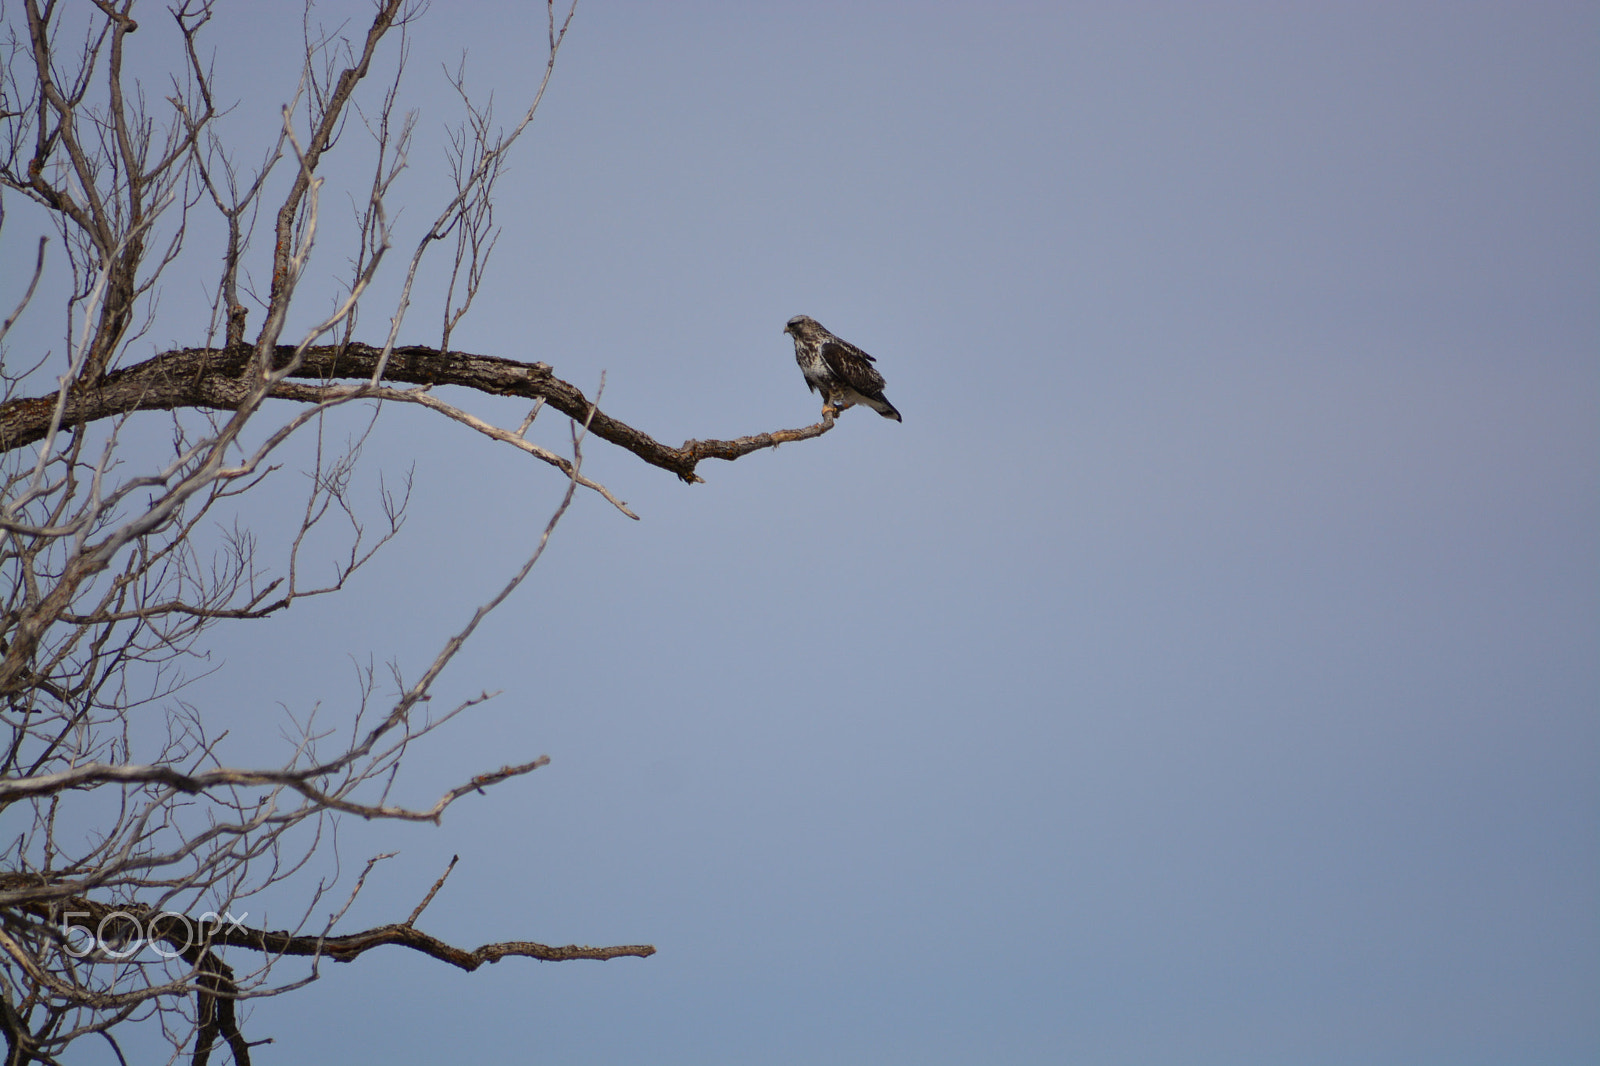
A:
[{"xmin": 782, "ymin": 315, "xmax": 902, "ymax": 422}]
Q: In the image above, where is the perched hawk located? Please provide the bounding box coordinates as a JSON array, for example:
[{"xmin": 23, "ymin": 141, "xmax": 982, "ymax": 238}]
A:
[{"xmin": 783, "ymin": 315, "xmax": 902, "ymax": 422}]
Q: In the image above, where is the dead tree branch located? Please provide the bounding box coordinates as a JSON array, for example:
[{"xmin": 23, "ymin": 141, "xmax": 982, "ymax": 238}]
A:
[{"xmin": 0, "ymin": 342, "xmax": 836, "ymax": 484}]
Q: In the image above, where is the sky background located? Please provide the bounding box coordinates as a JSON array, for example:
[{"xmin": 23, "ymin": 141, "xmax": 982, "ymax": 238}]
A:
[{"xmin": 5, "ymin": 2, "xmax": 1597, "ymax": 1063}]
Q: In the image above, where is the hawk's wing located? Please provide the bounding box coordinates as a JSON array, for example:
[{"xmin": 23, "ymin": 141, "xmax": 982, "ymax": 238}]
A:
[{"xmin": 819, "ymin": 337, "xmax": 888, "ymax": 395}]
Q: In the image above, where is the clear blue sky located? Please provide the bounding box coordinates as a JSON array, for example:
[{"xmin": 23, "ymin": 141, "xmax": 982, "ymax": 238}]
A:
[{"xmin": 10, "ymin": 2, "xmax": 1596, "ymax": 1063}]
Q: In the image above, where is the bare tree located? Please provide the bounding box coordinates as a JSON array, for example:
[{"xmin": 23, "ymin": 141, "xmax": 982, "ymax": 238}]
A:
[{"xmin": 0, "ymin": 2, "xmax": 838, "ymax": 1062}]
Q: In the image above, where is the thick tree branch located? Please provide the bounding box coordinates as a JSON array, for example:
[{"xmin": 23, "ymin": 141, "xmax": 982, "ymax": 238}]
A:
[
  {"xmin": 0, "ymin": 342, "xmax": 837, "ymax": 483},
  {"xmin": 4, "ymin": 886, "xmax": 656, "ymax": 969},
  {"xmin": 1, "ymin": 879, "xmax": 650, "ymax": 1066}
]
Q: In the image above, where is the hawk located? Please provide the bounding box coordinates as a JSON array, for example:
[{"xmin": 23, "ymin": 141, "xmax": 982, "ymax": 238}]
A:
[{"xmin": 783, "ymin": 315, "xmax": 902, "ymax": 422}]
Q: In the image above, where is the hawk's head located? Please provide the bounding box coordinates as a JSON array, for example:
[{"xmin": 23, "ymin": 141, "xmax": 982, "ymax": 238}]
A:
[{"xmin": 784, "ymin": 315, "xmax": 821, "ymax": 340}]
